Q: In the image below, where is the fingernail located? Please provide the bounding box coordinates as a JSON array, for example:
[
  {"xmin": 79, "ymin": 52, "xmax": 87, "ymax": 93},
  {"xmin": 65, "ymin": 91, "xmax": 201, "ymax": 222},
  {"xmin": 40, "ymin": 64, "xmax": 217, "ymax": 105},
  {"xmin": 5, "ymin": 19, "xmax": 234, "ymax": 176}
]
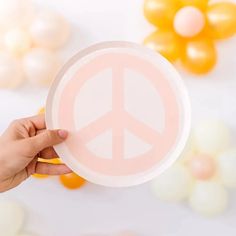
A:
[{"xmin": 58, "ymin": 130, "xmax": 68, "ymax": 139}]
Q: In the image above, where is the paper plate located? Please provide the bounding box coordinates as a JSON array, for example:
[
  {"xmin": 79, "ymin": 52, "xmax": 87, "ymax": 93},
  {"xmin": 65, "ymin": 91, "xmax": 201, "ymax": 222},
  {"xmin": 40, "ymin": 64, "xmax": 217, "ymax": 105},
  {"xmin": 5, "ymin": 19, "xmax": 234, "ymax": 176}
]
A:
[{"xmin": 46, "ymin": 41, "xmax": 191, "ymax": 187}]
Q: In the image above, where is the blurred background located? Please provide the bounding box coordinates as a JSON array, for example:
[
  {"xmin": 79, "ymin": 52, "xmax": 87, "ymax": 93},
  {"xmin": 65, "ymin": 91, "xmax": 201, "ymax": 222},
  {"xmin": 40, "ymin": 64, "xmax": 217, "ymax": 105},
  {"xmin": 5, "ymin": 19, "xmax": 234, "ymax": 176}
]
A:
[{"xmin": 0, "ymin": 0, "xmax": 236, "ymax": 235}]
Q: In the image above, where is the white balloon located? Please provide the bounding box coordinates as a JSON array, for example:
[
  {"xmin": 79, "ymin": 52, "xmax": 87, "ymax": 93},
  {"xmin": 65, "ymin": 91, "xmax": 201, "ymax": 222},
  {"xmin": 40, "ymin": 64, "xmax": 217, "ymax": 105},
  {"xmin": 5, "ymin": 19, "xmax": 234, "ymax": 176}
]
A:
[
  {"xmin": 152, "ymin": 163, "xmax": 193, "ymax": 202},
  {"xmin": 23, "ymin": 48, "xmax": 60, "ymax": 86},
  {"xmin": 0, "ymin": 52, "xmax": 24, "ymax": 88},
  {"xmin": 189, "ymin": 181, "xmax": 228, "ymax": 216},
  {"xmin": 0, "ymin": 0, "xmax": 34, "ymax": 30},
  {"xmin": 4, "ymin": 28, "xmax": 32, "ymax": 56},
  {"xmin": 0, "ymin": 35, "xmax": 4, "ymax": 49},
  {"xmin": 30, "ymin": 10, "xmax": 70, "ymax": 49},
  {"xmin": 0, "ymin": 201, "xmax": 25, "ymax": 236},
  {"xmin": 218, "ymin": 149, "xmax": 236, "ymax": 188},
  {"xmin": 193, "ymin": 120, "xmax": 231, "ymax": 155}
]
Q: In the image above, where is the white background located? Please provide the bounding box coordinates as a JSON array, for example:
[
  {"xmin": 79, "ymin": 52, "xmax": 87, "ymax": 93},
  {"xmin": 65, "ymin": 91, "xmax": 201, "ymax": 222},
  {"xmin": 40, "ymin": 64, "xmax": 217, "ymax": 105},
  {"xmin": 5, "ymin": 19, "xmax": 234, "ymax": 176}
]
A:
[{"xmin": 1, "ymin": 0, "xmax": 236, "ymax": 235}]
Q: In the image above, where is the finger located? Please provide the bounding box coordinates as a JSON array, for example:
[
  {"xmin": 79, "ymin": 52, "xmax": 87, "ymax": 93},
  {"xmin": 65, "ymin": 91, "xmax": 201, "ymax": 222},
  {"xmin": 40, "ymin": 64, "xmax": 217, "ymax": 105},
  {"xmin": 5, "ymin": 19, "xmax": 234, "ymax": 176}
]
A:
[
  {"xmin": 40, "ymin": 147, "xmax": 59, "ymax": 159},
  {"xmin": 36, "ymin": 129, "xmax": 45, "ymax": 135},
  {"xmin": 35, "ymin": 162, "xmax": 72, "ymax": 175},
  {"xmin": 27, "ymin": 129, "xmax": 68, "ymax": 155},
  {"xmin": 5, "ymin": 115, "xmax": 46, "ymax": 140},
  {"xmin": 27, "ymin": 114, "xmax": 46, "ymax": 130},
  {"xmin": 3, "ymin": 116, "xmax": 44, "ymax": 140}
]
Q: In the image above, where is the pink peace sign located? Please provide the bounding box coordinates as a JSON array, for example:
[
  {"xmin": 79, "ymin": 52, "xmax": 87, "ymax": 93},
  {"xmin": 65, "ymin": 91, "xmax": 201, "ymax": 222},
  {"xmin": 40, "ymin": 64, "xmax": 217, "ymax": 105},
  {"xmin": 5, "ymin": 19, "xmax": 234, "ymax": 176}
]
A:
[{"xmin": 46, "ymin": 42, "xmax": 191, "ymax": 187}]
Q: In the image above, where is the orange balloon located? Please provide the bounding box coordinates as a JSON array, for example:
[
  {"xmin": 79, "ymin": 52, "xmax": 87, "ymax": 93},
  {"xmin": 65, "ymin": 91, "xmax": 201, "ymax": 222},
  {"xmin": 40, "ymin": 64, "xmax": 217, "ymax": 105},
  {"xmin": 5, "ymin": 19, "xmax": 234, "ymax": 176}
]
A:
[
  {"xmin": 144, "ymin": 0, "xmax": 180, "ymax": 28},
  {"xmin": 181, "ymin": 37, "xmax": 217, "ymax": 74},
  {"xmin": 181, "ymin": 0, "xmax": 209, "ymax": 10},
  {"xmin": 207, "ymin": 3, "xmax": 236, "ymax": 39},
  {"xmin": 144, "ymin": 30, "xmax": 181, "ymax": 62},
  {"xmin": 60, "ymin": 172, "xmax": 86, "ymax": 190}
]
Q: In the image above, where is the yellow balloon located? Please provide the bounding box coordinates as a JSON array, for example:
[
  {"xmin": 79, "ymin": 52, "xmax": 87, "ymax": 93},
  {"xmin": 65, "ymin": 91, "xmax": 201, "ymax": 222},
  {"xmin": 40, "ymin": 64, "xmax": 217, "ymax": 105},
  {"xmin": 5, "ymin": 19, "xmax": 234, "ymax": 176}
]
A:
[
  {"xmin": 144, "ymin": 30, "xmax": 181, "ymax": 62},
  {"xmin": 207, "ymin": 3, "xmax": 236, "ymax": 39},
  {"xmin": 181, "ymin": 0, "xmax": 209, "ymax": 10},
  {"xmin": 38, "ymin": 107, "xmax": 45, "ymax": 114},
  {"xmin": 33, "ymin": 173, "xmax": 49, "ymax": 179},
  {"xmin": 144, "ymin": 0, "xmax": 180, "ymax": 28},
  {"xmin": 181, "ymin": 37, "xmax": 217, "ymax": 74}
]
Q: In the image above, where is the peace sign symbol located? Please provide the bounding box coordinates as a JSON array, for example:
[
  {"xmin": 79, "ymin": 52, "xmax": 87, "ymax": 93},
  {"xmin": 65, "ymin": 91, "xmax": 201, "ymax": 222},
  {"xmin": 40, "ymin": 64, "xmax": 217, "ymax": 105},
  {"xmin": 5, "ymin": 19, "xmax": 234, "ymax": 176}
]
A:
[{"xmin": 46, "ymin": 42, "xmax": 191, "ymax": 187}]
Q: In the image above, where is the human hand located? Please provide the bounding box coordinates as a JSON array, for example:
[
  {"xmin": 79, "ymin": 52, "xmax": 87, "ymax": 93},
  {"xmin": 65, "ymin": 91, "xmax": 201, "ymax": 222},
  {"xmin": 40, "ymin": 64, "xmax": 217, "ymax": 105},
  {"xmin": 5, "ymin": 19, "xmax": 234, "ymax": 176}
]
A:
[{"xmin": 0, "ymin": 114, "xmax": 71, "ymax": 192}]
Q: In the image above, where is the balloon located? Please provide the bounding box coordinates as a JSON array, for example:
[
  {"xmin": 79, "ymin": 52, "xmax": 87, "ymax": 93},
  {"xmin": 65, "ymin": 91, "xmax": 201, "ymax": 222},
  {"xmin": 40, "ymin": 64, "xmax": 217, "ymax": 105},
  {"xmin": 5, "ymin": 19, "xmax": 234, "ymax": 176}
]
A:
[
  {"xmin": 0, "ymin": 35, "xmax": 4, "ymax": 50},
  {"xmin": 38, "ymin": 107, "xmax": 45, "ymax": 115},
  {"xmin": 152, "ymin": 163, "xmax": 192, "ymax": 202},
  {"xmin": 30, "ymin": 10, "xmax": 70, "ymax": 49},
  {"xmin": 181, "ymin": 37, "xmax": 217, "ymax": 74},
  {"xmin": 143, "ymin": 0, "xmax": 236, "ymax": 75},
  {"xmin": 0, "ymin": 0, "xmax": 34, "ymax": 30},
  {"xmin": 144, "ymin": 30, "xmax": 180, "ymax": 62},
  {"xmin": 4, "ymin": 28, "xmax": 32, "ymax": 56},
  {"xmin": 23, "ymin": 48, "xmax": 60, "ymax": 86},
  {"xmin": 189, "ymin": 181, "xmax": 228, "ymax": 216},
  {"xmin": 181, "ymin": 0, "xmax": 209, "ymax": 10},
  {"xmin": 174, "ymin": 6, "xmax": 205, "ymax": 38},
  {"xmin": 60, "ymin": 173, "xmax": 86, "ymax": 190},
  {"xmin": 207, "ymin": 3, "xmax": 236, "ymax": 40},
  {"xmin": 193, "ymin": 120, "xmax": 231, "ymax": 155},
  {"xmin": 50, "ymin": 158, "xmax": 62, "ymax": 164},
  {"xmin": 218, "ymin": 149, "xmax": 236, "ymax": 188},
  {"xmin": 32, "ymin": 173, "xmax": 48, "ymax": 179},
  {"xmin": 143, "ymin": 0, "xmax": 180, "ymax": 28},
  {"xmin": 189, "ymin": 154, "xmax": 215, "ymax": 180},
  {"xmin": 0, "ymin": 53, "xmax": 24, "ymax": 89},
  {"xmin": 0, "ymin": 201, "xmax": 25, "ymax": 236}
]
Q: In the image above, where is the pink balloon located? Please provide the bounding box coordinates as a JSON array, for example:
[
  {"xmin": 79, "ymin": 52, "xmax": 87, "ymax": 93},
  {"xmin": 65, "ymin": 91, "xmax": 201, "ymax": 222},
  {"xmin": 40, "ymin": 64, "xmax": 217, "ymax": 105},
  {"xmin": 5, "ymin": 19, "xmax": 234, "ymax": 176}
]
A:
[
  {"xmin": 189, "ymin": 154, "xmax": 215, "ymax": 180},
  {"xmin": 174, "ymin": 6, "xmax": 205, "ymax": 38}
]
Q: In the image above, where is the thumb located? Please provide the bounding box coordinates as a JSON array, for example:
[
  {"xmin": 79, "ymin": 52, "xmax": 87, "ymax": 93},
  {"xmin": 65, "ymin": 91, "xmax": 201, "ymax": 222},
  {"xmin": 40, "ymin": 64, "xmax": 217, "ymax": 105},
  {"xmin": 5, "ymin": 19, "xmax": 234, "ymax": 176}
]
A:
[{"xmin": 28, "ymin": 129, "xmax": 68, "ymax": 155}]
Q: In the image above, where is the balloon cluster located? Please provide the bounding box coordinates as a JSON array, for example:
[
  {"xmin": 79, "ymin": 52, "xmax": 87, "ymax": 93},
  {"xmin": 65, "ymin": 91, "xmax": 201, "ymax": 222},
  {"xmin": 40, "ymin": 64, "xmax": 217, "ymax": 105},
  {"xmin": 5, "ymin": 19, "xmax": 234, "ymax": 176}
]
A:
[
  {"xmin": 152, "ymin": 119, "xmax": 236, "ymax": 216},
  {"xmin": 0, "ymin": 200, "xmax": 35, "ymax": 236},
  {"xmin": 143, "ymin": 0, "xmax": 236, "ymax": 75},
  {"xmin": 0, "ymin": 0, "xmax": 70, "ymax": 88},
  {"xmin": 33, "ymin": 108, "xmax": 87, "ymax": 190}
]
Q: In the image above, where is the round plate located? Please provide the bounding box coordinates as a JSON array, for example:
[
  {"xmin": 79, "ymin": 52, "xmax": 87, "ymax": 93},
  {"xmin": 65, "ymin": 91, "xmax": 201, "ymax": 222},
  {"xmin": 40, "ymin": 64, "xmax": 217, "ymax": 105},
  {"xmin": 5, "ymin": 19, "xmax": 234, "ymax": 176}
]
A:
[{"xmin": 46, "ymin": 41, "xmax": 191, "ymax": 187}]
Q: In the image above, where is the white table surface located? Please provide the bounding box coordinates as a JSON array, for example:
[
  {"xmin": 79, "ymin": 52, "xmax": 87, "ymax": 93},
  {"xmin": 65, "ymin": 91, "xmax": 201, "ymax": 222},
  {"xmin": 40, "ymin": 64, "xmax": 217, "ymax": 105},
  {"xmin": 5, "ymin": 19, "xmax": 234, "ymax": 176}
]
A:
[{"xmin": 1, "ymin": 0, "xmax": 236, "ymax": 235}]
